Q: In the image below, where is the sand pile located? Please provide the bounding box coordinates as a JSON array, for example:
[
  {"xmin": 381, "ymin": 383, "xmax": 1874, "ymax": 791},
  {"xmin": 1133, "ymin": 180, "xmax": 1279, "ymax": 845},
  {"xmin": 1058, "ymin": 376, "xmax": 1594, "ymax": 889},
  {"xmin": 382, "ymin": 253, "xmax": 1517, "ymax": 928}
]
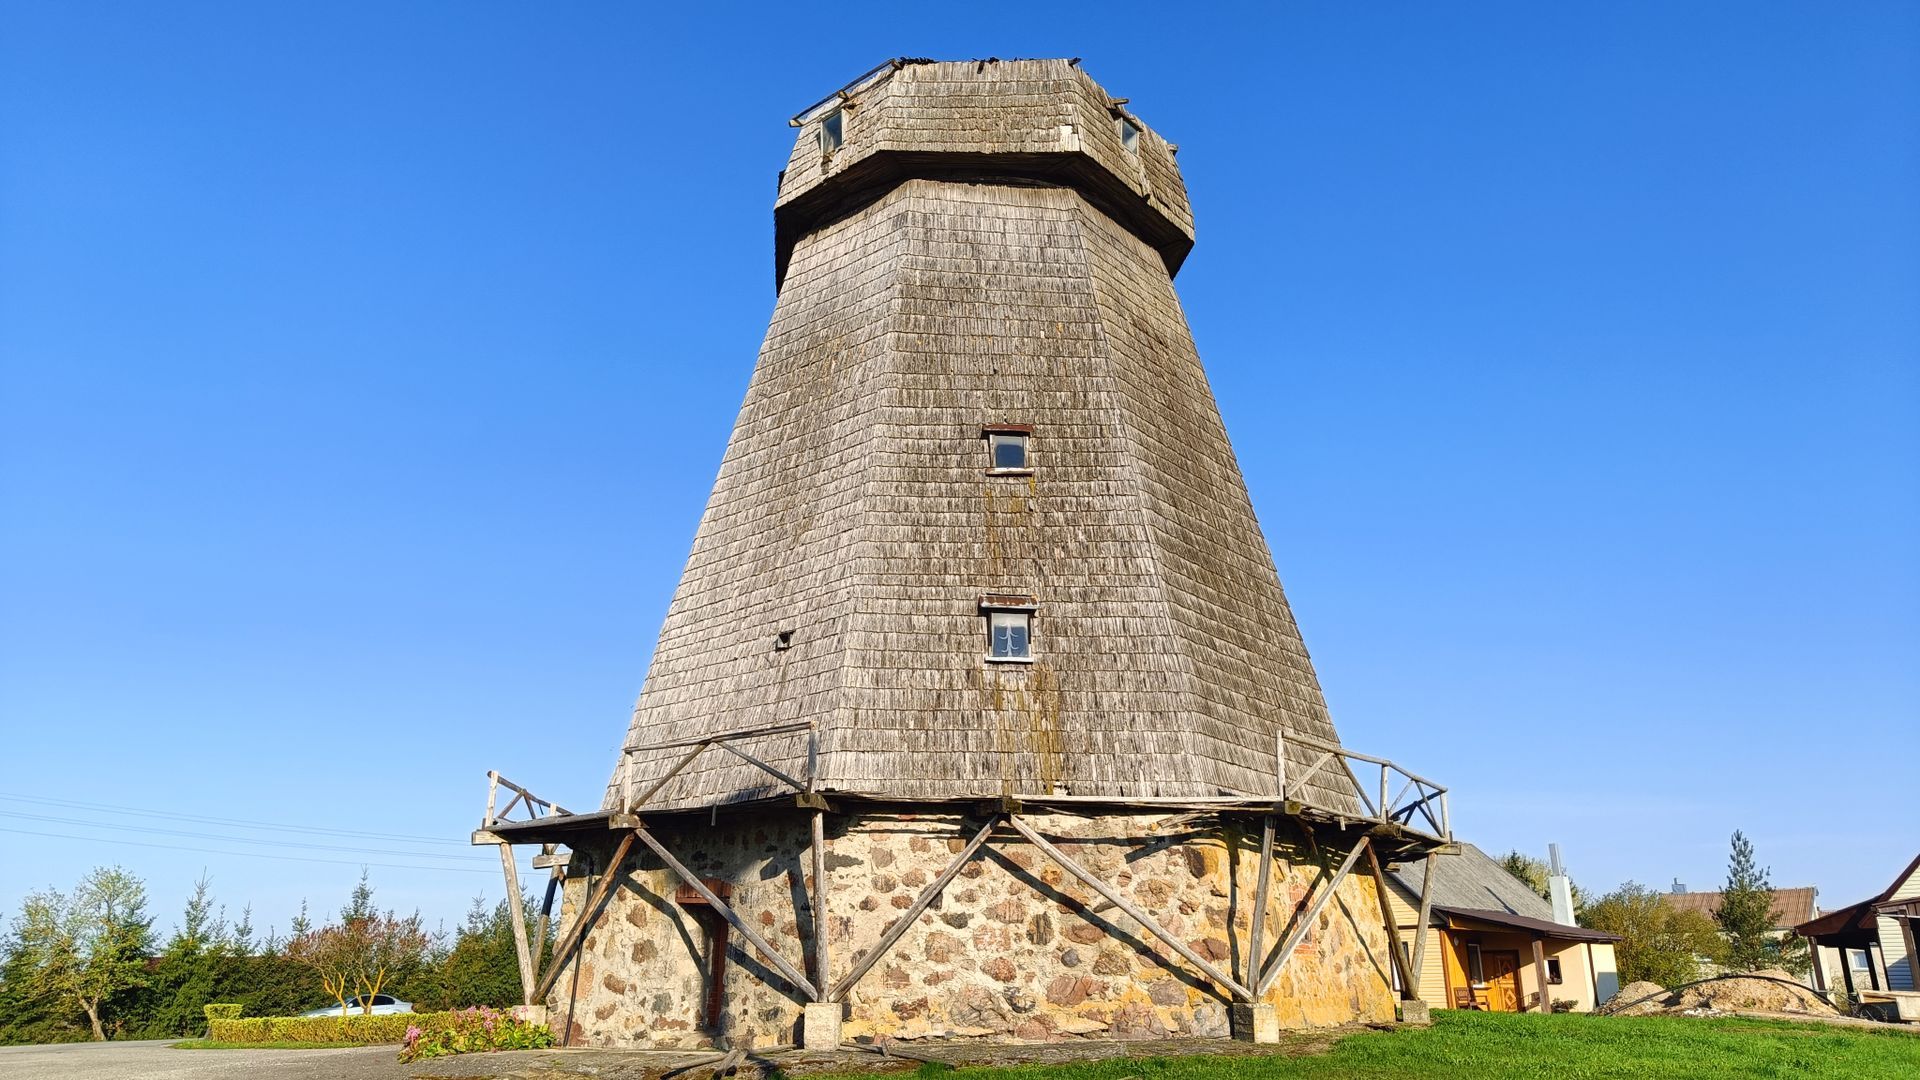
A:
[
  {"xmin": 1671, "ymin": 969, "xmax": 1836, "ymax": 1016},
  {"xmin": 1600, "ymin": 981, "xmax": 1673, "ymax": 1016},
  {"xmin": 1600, "ymin": 971, "xmax": 1836, "ymax": 1018}
]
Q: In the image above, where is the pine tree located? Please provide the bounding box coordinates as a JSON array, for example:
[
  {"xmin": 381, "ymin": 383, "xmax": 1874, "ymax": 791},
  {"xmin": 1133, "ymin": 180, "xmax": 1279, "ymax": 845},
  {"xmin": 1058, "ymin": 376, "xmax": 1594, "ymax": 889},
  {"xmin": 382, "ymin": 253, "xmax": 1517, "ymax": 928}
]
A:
[{"xmin": 1716, "ymin": 830, "xmax": 1781, "ymax": 972}]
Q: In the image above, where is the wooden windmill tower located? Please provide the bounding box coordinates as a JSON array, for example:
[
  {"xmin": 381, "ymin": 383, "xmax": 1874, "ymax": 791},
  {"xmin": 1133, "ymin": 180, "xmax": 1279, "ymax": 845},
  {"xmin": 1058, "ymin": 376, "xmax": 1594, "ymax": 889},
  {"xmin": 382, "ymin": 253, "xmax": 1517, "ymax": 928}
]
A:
[{"xmin": 475, "ymin": 58, "xmax": 1452, "ymax": 1051}]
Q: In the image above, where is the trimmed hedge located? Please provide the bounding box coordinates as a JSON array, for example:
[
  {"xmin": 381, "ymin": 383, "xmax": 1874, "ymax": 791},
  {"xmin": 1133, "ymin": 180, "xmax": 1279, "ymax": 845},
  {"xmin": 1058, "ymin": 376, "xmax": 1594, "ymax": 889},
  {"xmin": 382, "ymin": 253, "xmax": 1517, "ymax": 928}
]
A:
[
  {"xmin": 202, "ymin": 1004, "xmax": 244, "ymax": 1023},
  {"xmin": 209, "ymin": 1011, "xmax": 457, "ymax": 1045}
]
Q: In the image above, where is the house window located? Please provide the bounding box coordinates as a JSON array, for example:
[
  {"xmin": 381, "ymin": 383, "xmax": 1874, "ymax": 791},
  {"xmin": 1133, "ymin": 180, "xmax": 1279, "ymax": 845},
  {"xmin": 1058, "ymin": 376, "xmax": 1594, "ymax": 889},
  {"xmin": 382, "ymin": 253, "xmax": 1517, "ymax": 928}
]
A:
[
  {"xmin": 1466, "ymin": 943, "xmax": 1485, "ymax": 986},
  {"xmin": 1117, "ymin": 116, "xmax": 1140, "ymax": 153},
  {"xmin": 1847, "ymin": 948, "xmax": 1877, "ymax": 992},
  {"xmin": 984, "ymin": 426, "xmax": 1031, "ymax": 473},
  {"xmin": 980, "ymin": 594, "xmax": 1036, "ymax": 662},
  {"xmin": 820, "ymin": 109, "xmax": 844, "ymax": 154},
  {"xmin": 1546, "ymin": 956, "xmax": 1563, "ymax": 985}
]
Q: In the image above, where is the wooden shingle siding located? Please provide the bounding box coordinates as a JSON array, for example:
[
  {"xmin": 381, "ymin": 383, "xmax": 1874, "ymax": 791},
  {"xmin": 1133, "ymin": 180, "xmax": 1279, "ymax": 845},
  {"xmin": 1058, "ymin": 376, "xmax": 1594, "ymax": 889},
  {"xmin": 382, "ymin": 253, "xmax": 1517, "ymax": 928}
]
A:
[{"xmin": 608, "ymin": 62, "xmax": 1359, "ymax": 814}]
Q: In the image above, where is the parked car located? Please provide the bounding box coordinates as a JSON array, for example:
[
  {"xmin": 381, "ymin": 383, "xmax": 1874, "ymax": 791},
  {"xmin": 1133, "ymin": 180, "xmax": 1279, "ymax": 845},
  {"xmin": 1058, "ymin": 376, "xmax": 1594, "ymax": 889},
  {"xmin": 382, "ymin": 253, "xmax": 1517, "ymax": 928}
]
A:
[{"xmin": 301, "ymin": 994, "xmax": 413, "ymax": 1017}]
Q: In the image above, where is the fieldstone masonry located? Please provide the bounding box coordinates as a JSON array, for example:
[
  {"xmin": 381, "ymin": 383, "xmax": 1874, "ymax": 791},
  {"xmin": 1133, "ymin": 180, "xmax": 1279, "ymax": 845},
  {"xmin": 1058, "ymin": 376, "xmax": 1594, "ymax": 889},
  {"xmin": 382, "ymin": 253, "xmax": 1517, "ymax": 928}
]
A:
[{"xmin": 549, "ymin": 811, "xmax": 1395, "ymax": 1048}]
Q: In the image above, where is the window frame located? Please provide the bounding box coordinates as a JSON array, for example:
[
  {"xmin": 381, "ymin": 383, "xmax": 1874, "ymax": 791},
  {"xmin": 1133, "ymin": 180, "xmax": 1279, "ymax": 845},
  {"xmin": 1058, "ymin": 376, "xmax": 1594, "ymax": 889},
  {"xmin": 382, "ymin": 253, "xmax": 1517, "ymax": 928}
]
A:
[
  {"xmin": 1116, "ymin": 115, "xmax": 1140, "ymax": 154},
  {"xmin": 983, "ymin": 424, "xmax": 1033, "ymax": 475},
  {"xmin": 979, "ymin": 593, "xmax": 1037, "ymax": 664},
  {"xmin": 820, "ymin": 108, "xmax": 845, "ymax": 155},
  {"xmin": 1466, "ymin": 943, "xmax": 1486, "ymax": 987},
  {"xmin": 1545, "ymin": 956, "xmax": 1563, "ymax": 985}
]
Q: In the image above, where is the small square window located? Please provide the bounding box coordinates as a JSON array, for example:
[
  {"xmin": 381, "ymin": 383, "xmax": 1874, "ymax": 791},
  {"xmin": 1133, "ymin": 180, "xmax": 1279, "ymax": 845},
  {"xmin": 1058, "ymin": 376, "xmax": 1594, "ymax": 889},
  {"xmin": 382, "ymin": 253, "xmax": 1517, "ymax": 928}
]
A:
[
  {"xmin": 1117, "ymin": 116, "xmax": 1140, "ymax": 153},
  {"xmin": 987, "ymin": 610, "xmax": 1031, "ymax": 661},
  {"xmin": 820, "ymin": 109, "xmax": 844, "ymax": 154},
  {"xmin": 1546, "ymin": 957, "xmax": 1563, "ymax": 985},
  {"xmin": 984, "ymin": 426, "xmax": 1032, "ymax": 473}
]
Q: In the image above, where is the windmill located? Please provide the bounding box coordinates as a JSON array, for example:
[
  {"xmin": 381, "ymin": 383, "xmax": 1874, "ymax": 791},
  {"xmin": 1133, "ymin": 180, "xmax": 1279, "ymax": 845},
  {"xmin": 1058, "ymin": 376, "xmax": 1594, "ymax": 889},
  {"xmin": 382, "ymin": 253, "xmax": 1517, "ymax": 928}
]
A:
[{"xmin": 474, "ymin": 58, "xmax": 1451, "ymax": 1050}]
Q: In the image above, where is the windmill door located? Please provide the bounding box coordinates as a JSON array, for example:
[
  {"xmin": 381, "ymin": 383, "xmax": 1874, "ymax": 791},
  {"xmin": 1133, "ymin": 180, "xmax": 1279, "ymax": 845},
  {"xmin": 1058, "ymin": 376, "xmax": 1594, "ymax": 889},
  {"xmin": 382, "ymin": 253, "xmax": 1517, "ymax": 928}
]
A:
[{"xmin": 1483, "ymin": 951, "xmax": 1523, "ymax": 1012}]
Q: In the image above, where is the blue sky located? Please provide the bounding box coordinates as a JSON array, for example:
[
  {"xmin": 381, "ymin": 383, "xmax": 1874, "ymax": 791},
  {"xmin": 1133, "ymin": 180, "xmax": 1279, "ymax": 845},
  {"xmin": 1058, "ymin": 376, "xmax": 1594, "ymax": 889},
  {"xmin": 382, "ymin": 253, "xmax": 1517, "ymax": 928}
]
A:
[{"xmin": 2, "ymin": 2, "xmax": 1915, "ymax": 938}]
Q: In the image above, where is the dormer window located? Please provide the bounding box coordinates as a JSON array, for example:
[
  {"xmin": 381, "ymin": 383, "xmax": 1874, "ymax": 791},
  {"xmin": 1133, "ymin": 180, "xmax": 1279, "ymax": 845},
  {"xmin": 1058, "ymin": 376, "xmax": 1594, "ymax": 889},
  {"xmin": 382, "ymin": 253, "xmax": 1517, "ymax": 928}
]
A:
[
  {"xmin": 1117, "ymin": 116, "xmax": 1140, "ymax": 154},
  {"xmin": 820, "ymin": 109, "xmax": 845, "ymax": 154},
  {"xmin": 980, "ymin": 594, "xmax": 1036, "ymax": 663},
  {"xmin": 984, "ymin": 425, "xmax": 1032, "ymax": 474}
]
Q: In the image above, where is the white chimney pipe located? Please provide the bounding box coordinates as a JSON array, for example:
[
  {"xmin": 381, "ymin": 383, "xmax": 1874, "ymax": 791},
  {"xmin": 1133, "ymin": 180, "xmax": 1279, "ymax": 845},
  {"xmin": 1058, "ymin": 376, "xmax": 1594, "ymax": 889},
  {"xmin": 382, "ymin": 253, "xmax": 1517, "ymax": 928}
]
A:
[{"xmin": 1548, "ymin": 843, "xmax": 1576, "ymax": 925}]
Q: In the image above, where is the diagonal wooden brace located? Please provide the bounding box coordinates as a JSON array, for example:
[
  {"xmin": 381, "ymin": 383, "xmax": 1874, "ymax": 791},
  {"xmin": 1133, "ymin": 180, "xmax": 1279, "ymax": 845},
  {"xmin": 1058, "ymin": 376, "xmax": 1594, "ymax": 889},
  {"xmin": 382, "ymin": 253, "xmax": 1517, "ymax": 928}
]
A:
[
  {"xmin": 535, "ymin": 830, "xmax": 638, "ymax": 1003},
  {"xmin": 1006, "ymin": 814, "xmax": 1253, "ymax": 1001},
  {"xmin": 830, "ymin": 814, "xmax": 1001, "ymax": 1002},
  {"xmin": 1255, "ymin": 832, "xmax": 1370, "ymax": 997},
  {"xmin": 1362, "ymin": 838, "xmax": 1417, "ymax": 999},
  {"xmin": 631, "ymin": 825, "xmax": 819, "ymax": 1000},
  {"xmin": 1246, "ymin": 815, "xmax": 1276, "ymax": 992},
  {"xmin": 497, "ymin": 843, "xmax": 537, "ymax": 1004}
]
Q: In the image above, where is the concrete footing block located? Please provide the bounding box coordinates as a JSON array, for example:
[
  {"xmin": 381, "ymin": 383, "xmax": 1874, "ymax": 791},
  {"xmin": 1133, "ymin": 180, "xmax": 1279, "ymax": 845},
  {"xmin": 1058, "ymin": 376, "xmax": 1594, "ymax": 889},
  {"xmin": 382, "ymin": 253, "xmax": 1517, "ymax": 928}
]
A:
[
  {"xmin": 802, "ymin": 1001, "xmax": 843, "ymax": 1051},
  {"xmin": 1398, "ymin": 999, "xmax": 1431, "ymax": 1025},
  {"xmin": 1230, "ymin": 1002, "xmax": 1278, "ymax": 1044},
  {"xmin": 511, "ymin": 1004, "xmax": 549, "ymax": 1026}
]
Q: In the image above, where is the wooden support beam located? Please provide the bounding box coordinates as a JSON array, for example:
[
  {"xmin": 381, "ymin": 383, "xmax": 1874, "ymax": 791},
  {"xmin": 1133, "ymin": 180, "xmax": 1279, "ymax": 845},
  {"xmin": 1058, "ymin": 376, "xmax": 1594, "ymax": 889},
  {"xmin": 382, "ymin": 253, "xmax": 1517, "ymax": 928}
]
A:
[
  {"xmin": 1255, "ymin": 833, "xmax": 1370, "ymax": 997},
  {"xmin": 625, "ymin": 721, "xmax": 816, "ymax": 754},
  {"xmin": 714, "ymin": 740, "xmax": 808, "ymax": 793},
  {"xmin": 1531, "ymin": 937, "xmax": 1552, "ymax": 1013},
  {"xmin": 1410, "ymin": 850, "xmax": 1436, "ymax": 997},
  {"xmin": 1246, "ymin": 814, "xmax": 1276, "ymax": 994},
  {"xmin": 832, "ymin": 814, "xmax": 1000, "ymax": 1002},
  {"xmin": 534, "ymin": 830, "xmax": 637, "ymax": 1003},
  {"xmin": 1292, "ymin": 750, "xmax": 1335, "ymax": 797},
  {"xmin": 1362, "ymin": 838, "xmax": 1416, "ymax": 999},
  {"xmin": 497, "ymin": 844, "xmax": 536, "ymax": 1004},
  {"xmin": 632, "ymin": 826, "xmax": 819, "ymax": 1000},
  {"xmin": 810, "ymin": 808, "xmax": 830, "ymax": 1001},
  {"xmin": 1006, "ymin": 814, "xmax": 1252, "ymax": 1001},
  {"xmin": 531, "ymin": 868, "xmax": 562, "ymax": 977},
  {"xmin": 628, "ymin": 743, "xmax": 708, "ymax": 812}
]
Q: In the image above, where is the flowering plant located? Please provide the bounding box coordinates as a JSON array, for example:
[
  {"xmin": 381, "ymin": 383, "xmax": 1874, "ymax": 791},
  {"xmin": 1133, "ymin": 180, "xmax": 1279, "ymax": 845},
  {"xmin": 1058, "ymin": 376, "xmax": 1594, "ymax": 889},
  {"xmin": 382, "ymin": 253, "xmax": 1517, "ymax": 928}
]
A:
[{"xmin": 397, "ymin": 1005, "xmax": 555, "ymax": 1062}]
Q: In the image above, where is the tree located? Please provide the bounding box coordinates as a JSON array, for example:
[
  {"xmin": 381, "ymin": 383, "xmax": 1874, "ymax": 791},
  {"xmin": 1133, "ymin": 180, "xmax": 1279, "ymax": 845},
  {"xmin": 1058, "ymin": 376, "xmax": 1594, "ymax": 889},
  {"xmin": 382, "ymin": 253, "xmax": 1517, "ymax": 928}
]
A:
[
  {"xmin": 134, "ymin": 875, "xmax": 239, "ymax": 1037},
  {"xmin": 421, "ymin": 896, "xmax": 540, "ymax": 1011},
  {"xmin": 7, "ymin": 867, "xmax": 154, "ymax": 1040},
  {"xmin": 1581, "ymin": 881, "xmax": 1724, "ymax": 987},
  {"xmin": 1497, "ymin": 850, "xmax": 1591, "ymax": 913},
  {"xmin": 285, "ymin": 923, "xmax": 359, "ymax": 1015},
  {"xmin": 286, "ymin": 876, "xmax": 431, "ymax": 1016},
  {"xmin": 1715, "ymin": 831, "xmax": 1809, "ymax": 975}
]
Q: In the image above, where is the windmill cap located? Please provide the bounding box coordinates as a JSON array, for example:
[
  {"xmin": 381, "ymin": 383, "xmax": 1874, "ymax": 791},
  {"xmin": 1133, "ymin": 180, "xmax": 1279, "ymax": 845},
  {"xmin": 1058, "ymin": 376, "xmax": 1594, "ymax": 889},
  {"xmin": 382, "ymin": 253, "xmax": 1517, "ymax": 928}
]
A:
[{"xmin": 772, "ymin": 58, "xmax": 1194, "ymax": 288}]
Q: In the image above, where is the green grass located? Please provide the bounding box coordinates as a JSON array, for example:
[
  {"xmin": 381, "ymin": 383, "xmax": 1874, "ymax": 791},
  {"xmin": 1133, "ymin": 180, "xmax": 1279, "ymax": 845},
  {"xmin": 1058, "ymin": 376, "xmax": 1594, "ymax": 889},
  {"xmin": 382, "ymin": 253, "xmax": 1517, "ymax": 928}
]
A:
[
  {"xmin": 828, "ymin": 1012, "xmax": 1920, "ymax": 1080},
  {"xmin": 171, "ymin": 1038, "xmax": 372, "ymax": 1050}
]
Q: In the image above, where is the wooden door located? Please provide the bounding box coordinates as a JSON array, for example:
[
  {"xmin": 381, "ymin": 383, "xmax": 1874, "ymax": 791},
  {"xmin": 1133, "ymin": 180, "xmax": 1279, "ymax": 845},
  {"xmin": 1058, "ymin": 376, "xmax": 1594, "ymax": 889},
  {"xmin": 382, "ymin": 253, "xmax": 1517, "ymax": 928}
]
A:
[{"xmin": 1483, "ymin": 951, "xmax": 1523, "ymax": 1012}]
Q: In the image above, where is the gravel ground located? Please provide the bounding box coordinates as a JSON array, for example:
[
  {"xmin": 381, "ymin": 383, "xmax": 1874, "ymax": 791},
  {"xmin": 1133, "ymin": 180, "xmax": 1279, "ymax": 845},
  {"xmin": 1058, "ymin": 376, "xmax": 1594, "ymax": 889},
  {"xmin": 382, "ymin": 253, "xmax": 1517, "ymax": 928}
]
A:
[
  {"xmin": 0, "ymin": 1031, "xmax": 1351, "ymax": 1080},
  {"xmin": 0, "ymin": 1040, "xmax": 415, "ymax": 1080}
]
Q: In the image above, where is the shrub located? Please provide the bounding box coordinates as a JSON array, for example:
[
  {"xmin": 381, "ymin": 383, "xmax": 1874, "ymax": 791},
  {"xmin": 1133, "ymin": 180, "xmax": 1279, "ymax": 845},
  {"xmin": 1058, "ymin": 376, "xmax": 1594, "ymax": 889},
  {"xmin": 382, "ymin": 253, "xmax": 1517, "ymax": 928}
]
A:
[
  {"xmin": 202, "ymin": 1004, "xmax": 243, "ymax": 1023},
  {"xmin": 399, "ymin": 1006, "xmax": 554, "ymax": 1062},
  {"xmin": 211, "ymin": 1011, "xmax": 447, "ymax": 1045}
]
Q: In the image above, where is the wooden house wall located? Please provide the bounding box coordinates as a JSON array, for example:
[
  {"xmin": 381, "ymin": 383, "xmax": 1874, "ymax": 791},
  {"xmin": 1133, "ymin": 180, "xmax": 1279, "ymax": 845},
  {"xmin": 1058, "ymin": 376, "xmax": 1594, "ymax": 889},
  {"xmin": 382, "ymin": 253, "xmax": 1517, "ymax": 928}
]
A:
[{"xmin": 1879, "ymin": 862, "xmax": 1920, "ymax": 990}]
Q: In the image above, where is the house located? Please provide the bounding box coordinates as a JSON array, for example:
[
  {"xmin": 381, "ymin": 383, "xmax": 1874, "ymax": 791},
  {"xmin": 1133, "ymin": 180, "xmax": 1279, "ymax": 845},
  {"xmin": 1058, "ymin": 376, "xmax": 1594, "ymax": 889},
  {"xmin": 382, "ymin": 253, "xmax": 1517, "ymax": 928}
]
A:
[
  {"xmin": 1795, "ymin": 854, "xmax": 1920, "ymax": 1021},
  {"xmin": 1662, "ymin": 881, "xmax": 1819, "ymax": 936},
  {"xmin": 1384, "ymin": 844, "xmax": 1621, "ymax": 1013},
  {"xmin": 1662, "ymin": 880, "xmax": 1819, "ymax": 982}
]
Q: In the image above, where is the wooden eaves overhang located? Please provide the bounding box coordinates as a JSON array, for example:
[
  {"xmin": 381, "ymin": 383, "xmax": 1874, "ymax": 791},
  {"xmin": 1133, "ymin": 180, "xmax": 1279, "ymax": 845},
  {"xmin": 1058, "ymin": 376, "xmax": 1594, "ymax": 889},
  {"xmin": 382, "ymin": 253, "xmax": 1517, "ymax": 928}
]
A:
[{"xmin": 1433, "ymin": 906, "xmax": 1622, "ymax": 944}]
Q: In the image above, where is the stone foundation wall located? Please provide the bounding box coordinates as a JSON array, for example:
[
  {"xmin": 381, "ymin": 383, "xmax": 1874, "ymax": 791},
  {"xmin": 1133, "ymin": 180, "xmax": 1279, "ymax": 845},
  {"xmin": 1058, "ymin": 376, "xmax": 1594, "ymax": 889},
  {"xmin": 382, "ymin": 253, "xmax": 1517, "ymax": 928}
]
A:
[{"xmin": 549, "ymin": 810, "xmax": 1396, "ymax": 1048}]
